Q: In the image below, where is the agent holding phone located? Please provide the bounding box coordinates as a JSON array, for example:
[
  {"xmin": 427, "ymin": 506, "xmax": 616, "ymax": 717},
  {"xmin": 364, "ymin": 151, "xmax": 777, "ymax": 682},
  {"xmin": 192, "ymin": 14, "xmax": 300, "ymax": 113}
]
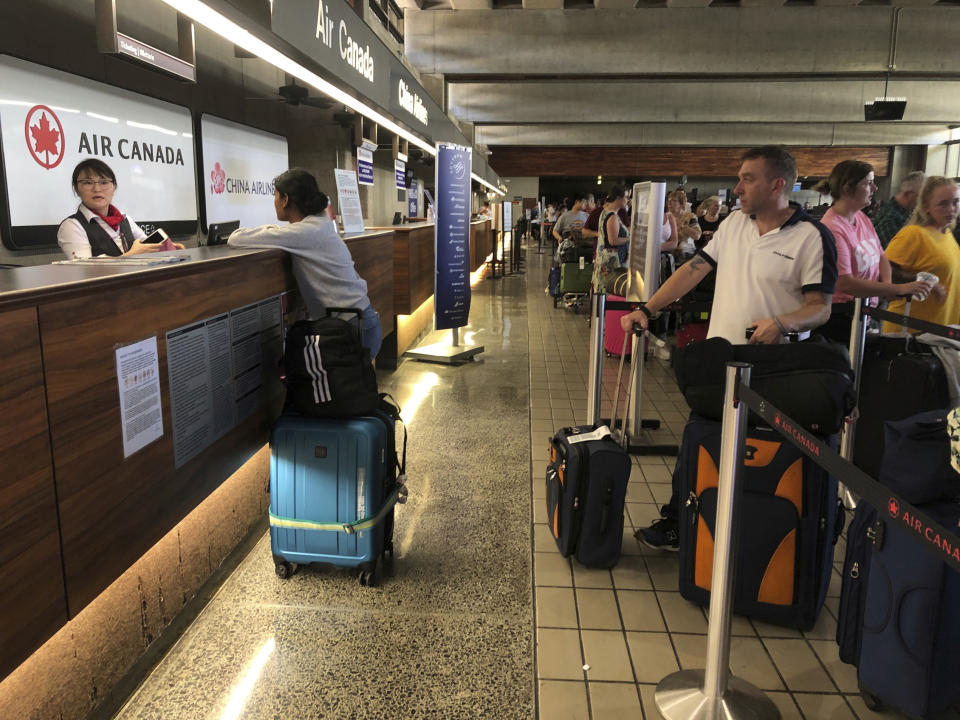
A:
[{"xmin": 57, "ymin": 158, "xmax": 183, "ymax": 259}]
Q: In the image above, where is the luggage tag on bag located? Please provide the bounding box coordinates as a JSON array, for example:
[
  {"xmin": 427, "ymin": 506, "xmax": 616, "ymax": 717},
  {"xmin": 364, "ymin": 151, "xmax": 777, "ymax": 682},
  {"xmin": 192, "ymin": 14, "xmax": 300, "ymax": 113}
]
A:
[
  {"xmin": 579, "ymin": 256, "xmax": 585, "ymax": 270},
  {"xmin": 567, "ymin": 426, "xmax": 612, "ymax": 444}
]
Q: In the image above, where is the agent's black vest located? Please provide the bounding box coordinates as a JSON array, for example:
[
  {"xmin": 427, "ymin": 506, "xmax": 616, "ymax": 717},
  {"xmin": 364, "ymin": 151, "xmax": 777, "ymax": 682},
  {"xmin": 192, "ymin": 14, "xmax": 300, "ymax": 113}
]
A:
[{"xmin": 68, "ymin": 210, "xmax": 134, "ymax": 257}]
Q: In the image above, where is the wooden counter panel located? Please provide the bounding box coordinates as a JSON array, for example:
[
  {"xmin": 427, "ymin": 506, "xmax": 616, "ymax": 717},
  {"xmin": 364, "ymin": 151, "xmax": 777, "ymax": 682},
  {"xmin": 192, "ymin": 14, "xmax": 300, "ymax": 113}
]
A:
[
  {"xmin": 346, "ymin": 233, "xmax": 394, "ymax": 337},
  {"xmin": 393, "ymin": 226, "xmax": 435, "ymax": 315},
  {"xmin": 40, "ymin": 256, "xmax": 291, "ymax": 615},
  {"xmin": 0, "ymin": 308, "xmax": 66, "ymax": 679},
  {"xmin": 470, "ymin": 222, "xmax": 492, "ymax": 272}
]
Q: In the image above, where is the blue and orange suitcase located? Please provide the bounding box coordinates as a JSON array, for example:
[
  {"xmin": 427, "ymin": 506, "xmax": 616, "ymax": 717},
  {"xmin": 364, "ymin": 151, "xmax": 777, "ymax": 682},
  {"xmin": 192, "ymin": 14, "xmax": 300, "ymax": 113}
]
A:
[
  {"xmin": 269, "ymin": 410, "xmax": 406, "ymax": 586},
  {"xmin": 677, "ymin": 415, "xmax": 840, "ymax": 629}
]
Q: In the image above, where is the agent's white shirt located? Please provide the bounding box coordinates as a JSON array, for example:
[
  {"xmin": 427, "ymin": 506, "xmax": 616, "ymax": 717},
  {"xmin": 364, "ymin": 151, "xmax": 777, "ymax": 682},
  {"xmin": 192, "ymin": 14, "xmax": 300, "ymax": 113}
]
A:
[{"xmin": 57, "ymin": 204, "xmax": 146, "ymax": 259}]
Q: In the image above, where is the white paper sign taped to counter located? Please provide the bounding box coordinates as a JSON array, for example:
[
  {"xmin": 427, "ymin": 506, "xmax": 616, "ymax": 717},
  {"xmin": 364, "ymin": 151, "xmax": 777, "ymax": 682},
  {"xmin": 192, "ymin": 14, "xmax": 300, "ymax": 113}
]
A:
[{"xmin": 115, "ymin": 336, "xmax": 164, "ymax": 458}]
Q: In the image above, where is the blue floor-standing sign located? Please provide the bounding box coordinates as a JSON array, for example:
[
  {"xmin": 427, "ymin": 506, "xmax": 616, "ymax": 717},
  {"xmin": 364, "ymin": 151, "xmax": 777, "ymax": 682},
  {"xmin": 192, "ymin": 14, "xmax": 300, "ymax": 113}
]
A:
[{"xmin": 434, "ymin": 143, "xmax": 472, "ymax": 331}]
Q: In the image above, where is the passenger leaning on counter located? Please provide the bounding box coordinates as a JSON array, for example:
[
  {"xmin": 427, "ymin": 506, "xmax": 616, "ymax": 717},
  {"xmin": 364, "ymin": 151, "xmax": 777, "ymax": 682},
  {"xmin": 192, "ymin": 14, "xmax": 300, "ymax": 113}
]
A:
[
  {"xmin": 57, "ymin": 159, "xmax": 183, "ymax": 259},
  {"xmin": 227, "ymin": 168, "xmax": 383, "ymax": 360}
]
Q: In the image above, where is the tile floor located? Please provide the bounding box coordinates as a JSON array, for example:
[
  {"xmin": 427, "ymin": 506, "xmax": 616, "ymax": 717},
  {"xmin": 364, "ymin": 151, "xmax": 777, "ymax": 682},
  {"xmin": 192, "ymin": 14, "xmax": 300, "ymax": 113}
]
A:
[
  {"xmin": 109, "ymin": 243, "xmax": 912, "ymax": 720},
  {"xmin": 525, "ymin": 248, "xmax": 898, "ymax": 720}
]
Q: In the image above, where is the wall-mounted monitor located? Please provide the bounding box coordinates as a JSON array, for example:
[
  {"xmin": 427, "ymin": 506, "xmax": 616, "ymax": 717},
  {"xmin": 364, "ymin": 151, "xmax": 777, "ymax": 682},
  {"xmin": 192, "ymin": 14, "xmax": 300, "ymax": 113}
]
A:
[
  {"xmin": 0, "ymin": 55, "xmax": 198, "ymax": 251},
  {"xmin": 199, "ymin": 114, "xmax": 289, "ymax": 233}
]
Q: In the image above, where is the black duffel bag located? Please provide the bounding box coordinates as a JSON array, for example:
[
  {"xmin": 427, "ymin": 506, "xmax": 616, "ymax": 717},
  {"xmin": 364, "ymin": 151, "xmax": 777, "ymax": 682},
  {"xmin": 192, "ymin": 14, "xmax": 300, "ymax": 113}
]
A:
[
  {"xmin": 283, "ymin": 308, "xmax": 378, "ymax": 418},
  {"xmin": 879, "ymin": 410, "xmax": 957, "ymax": 505},
  {"xmin": 674, "ymin": 336, "xmax": 855, "ymax": 434}
]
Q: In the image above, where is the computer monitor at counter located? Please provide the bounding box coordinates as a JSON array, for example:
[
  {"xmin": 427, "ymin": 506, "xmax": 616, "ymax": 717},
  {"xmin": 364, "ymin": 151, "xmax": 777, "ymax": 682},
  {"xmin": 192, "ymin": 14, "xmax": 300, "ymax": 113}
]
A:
[{"xmin": 205, "ymin": 220, "xmax": 239, "ymax": 246}]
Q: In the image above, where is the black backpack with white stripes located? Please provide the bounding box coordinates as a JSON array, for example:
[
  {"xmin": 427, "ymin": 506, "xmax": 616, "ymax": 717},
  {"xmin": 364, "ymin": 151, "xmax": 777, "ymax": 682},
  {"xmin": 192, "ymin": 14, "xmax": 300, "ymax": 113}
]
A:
[{"xmin": 283, "ymin": 311, "xmax": 379, "ymax": 418}]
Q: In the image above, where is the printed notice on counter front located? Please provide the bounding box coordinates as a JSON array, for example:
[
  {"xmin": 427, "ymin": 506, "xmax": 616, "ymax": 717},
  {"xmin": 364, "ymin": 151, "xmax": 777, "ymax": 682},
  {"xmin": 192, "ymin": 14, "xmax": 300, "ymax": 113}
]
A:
[
  {"xmin": 166, "ymin": 295, "xmax": 283, "ymax": 469},
  {"xmin": 115, "ymin": 336, "xmax": 164, "ymax": 459}
]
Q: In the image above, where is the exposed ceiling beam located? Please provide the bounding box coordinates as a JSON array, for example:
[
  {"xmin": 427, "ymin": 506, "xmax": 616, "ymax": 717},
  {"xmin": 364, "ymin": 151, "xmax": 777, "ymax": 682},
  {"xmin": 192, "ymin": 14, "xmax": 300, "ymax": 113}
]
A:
[
  {"xmin": 475, "ymin": 122, "xmax": 951, "ymax": 147},
  {"xmin": 405, "ymin": 8, "xmax": 960, "ymax": 76},
  {"xmin": 487, "ymin": 145, "xmax": 892, "ymax": 176},
  {"xmin": 450, "ymin": 0, "xmax": 493, "ymax": 7},
  {"xmin": 447, "ymin": 79, "xmax": 960, "ymax": 124}
]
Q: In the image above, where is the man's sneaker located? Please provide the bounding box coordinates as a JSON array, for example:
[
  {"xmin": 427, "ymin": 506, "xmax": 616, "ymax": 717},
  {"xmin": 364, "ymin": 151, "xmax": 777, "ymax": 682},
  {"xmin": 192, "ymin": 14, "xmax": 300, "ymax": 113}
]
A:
[{"xmin": 635, "ymin": 518, "xmax": 679, "ymax": 551}]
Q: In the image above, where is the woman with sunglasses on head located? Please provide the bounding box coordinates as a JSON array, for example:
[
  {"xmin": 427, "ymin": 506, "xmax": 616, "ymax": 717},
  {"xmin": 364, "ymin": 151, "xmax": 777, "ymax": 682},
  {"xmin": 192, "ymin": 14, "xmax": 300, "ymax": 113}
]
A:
[{"xmin": 57, "ymin": 158, "xmax": 182, "ymax": 259}]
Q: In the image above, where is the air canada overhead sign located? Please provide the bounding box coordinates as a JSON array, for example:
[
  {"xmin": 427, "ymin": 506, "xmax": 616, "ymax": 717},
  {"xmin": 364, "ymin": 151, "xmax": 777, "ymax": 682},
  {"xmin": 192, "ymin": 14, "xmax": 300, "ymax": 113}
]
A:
[
  {"xmin": 0, "ymin": 54, "xmax": 197, "ymax": 249},
  {"xmin": 272, "ymin": 0, "xmax": 438, "ymax": 134},
  {"xmin": 313, "ymin": 0, "xmax": 374, "ymax": 83}
]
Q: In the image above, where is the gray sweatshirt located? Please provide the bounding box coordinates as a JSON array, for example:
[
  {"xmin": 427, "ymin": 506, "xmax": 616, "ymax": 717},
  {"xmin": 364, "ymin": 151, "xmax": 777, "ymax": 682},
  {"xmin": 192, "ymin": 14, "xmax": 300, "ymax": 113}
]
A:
[{"xmin": 228, "ymin": 215, "xmax": 370, "ymax": 318}]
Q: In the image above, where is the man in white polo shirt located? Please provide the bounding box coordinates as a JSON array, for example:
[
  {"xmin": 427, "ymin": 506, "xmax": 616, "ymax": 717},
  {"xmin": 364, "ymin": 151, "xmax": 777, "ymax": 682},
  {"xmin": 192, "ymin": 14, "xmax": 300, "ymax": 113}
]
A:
[{"xmin": 619, "ymin": 145, "xmax": 837, "ymax": 550}]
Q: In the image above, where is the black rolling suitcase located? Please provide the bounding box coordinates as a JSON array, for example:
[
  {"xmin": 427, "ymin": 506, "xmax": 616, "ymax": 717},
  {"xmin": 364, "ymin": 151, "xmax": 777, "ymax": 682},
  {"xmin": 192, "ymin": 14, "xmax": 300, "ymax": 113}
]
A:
[
  {"xmin": 852, "ymin": 335, "xmax": 949, "ymax": 480},
  {"xmin": 545, "ymin": 334, "xmax": 633, "ymax": 568},
  {"xmin": 677, "ymin": 415, "xmax": 841, "ymax": 629}
]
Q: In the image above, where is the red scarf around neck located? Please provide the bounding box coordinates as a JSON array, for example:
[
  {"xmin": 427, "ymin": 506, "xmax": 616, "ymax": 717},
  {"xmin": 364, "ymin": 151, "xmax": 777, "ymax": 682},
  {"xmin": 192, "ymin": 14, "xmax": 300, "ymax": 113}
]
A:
[{"xmin": 93, "ymin": 205, "xmax": 125, "ymax": 230}]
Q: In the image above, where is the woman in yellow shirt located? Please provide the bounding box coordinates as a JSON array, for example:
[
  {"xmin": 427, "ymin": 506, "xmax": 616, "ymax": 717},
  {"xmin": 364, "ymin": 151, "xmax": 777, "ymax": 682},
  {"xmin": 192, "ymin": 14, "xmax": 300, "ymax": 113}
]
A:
[{"xmin": 884, "ymin": 176, "xmax": 960, "ymax": 332}]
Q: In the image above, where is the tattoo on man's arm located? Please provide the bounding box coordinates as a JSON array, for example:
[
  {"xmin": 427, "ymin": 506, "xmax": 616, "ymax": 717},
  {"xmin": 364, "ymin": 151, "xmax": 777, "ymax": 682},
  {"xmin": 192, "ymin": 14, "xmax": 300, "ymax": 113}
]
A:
[{"xmin": 687, "ymin": 256, "xmax": 707, "ymax": 271}]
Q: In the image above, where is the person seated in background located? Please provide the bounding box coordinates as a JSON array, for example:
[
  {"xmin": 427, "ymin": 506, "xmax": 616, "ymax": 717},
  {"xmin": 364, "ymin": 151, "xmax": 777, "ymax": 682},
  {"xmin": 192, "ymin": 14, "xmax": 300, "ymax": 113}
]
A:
[
  {"xmin": 874, "ymin": 171, "xmax": 925, "ymax": 249},
  {"xmin": 619, "ymin": 145, "xmax": 837, "ymax": 550},
  {"xmin": 228, "ymin": 168, "xmax": 382, "ymax": 360},
  {"xmin": 57, "ymin": 158, "xmax": 183, "ymax": 259},
  {"xmin": 883, "ymin": 176, "xmax": 960, "ymax": 334},
  {"xmin": 816, "ymin": 160, "xmax": 932, "ymax": 345}
]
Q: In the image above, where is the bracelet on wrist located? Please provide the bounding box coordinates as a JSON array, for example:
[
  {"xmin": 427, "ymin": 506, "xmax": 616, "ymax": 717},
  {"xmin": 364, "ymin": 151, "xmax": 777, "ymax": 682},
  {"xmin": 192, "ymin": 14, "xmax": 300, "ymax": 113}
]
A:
[
  {"xmin": 773, "ymin": 315, "xmax": 788, "ymax": 335},
  {"xmin": 638, "ymin": 304, "xmax": 654, "ymax": 320}
]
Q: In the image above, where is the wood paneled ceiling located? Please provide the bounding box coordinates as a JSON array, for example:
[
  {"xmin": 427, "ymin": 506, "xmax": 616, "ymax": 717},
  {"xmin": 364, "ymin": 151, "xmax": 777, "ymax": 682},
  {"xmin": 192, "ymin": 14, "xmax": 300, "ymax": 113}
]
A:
[{"xmin": 487, "ymin": 146, "xmax": 892, "ymax": 178}]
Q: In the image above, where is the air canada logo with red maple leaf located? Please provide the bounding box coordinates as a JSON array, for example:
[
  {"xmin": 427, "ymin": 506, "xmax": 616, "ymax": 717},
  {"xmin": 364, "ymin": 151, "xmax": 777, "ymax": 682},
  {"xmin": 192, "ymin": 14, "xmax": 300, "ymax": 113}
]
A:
[
  {"xmin": 888, "ymin": 497, "xmax": 900, "ymax": 519},
  {"xmin": 24, "ymin": 105, "xmax": 65, "ymax": 170},
  {"xmin": 211, "ymin": 162, "xmax": 226, "ymax": 195}
]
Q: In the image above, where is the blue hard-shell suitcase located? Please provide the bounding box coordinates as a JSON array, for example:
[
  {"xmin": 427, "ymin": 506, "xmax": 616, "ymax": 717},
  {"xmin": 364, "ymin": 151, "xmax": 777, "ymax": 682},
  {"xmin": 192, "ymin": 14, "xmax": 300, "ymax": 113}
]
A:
[
  {"xmin": 269, "ymin": 410, "xmax": 405, "ymax": 586},
  {"xmin": 855, "ymin": 501, "xmax": 960, "ymax": 718}
]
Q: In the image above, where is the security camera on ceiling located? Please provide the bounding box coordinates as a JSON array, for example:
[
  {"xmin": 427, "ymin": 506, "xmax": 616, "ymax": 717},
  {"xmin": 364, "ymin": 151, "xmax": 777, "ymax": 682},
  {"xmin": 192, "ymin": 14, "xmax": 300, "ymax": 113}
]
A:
[{"xmin": 864, "ymin": 97, "xmax": 907, "ymax": 122}]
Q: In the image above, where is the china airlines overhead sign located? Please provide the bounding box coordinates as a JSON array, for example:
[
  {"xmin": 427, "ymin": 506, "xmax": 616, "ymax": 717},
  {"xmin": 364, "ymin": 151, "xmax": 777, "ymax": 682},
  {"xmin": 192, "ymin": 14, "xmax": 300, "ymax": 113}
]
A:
[
  {"xmin": 200, "ymin": 115, "xmax": 289, "ymax": 230},
  {"xmin": 0, "ymin": 55, "xmax": 197, "ymax": 249}
]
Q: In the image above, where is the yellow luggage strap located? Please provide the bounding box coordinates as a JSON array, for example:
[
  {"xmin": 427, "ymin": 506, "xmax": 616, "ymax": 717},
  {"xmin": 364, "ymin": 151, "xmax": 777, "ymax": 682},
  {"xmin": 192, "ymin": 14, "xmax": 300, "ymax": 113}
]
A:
[{"xmin": 269, "ymin": 482, "xmax": 407, "ymax": 535}]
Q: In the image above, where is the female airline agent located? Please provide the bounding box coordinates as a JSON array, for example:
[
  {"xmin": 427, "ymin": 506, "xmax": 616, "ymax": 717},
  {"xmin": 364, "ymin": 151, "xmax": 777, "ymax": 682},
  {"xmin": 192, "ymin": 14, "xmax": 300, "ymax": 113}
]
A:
[{"xmin": 57, "ymin": 158, "xmax": 181, "ymax": 259}]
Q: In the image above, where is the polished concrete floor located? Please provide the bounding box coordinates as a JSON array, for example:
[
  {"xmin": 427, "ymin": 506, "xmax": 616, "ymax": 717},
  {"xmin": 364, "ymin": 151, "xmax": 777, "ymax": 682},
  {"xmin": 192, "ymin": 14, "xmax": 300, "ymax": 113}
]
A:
[{"xmin": 114, "ymin": 246, "xmax": 900, "ymax": 720}]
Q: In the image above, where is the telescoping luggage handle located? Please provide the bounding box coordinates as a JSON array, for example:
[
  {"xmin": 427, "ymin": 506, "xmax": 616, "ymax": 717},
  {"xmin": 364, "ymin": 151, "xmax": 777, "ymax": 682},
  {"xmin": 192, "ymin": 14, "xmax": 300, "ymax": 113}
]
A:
[
  {"xmin": 608, "ymin": 330, "xmax": 637, "ymax": 449},
  {"xmin": 326, "ymin": 306, "xmax": 367, "ymax": 344},
  {"xmin": 269, "ymin": 393, "xmax": 409, "ymax": 536}
]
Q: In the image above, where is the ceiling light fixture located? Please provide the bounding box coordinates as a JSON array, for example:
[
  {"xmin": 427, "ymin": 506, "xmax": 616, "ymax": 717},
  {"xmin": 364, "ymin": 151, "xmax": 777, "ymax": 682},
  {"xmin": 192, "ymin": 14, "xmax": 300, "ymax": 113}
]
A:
[
  {"xmin": 158, "ymin": 0, "xmax": 433, "ymax": 154},
  {"xmin": 159, "ymin": 0, "xmax": 505, "ymax": 195}
]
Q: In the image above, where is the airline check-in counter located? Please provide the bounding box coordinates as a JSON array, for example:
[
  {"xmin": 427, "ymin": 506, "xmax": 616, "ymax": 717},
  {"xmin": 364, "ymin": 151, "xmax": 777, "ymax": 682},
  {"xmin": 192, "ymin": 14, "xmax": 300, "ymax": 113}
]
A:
[{"xmin": 0, "ymin": 231, "xmax": 396, "ymax": 682}]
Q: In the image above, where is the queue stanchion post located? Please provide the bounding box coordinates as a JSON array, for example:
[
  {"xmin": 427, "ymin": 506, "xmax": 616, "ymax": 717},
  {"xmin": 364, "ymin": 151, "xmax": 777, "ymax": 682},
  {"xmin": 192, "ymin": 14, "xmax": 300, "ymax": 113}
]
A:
[
  {"xmin": 586, "ymin": 293, "xmax": 605, "ymax": 426},
  {"xmin": 655, "ymin": 363, "xmax": 781, "ymax": 720},
  {"xmin": 839, "ymin": 297, "xmax": 867, "ymax": 509}
]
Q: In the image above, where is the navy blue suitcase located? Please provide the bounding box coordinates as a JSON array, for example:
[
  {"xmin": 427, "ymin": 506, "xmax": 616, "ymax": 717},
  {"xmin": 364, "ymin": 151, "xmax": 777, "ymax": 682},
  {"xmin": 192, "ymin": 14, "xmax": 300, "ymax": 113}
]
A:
[
  {"xmin": 855, "ymin": 501, "xmax": 960, "ymax": 718},
  {"xmin": 677, "ymin": 416, "xmax": 840, "ymax": 629},
  {"xmin": 546, "ymin": 425, "xmax": 632, "ymax": 568},
  {"xmin": 269, "ymin": 409, "xmax": 406, "ymax": 586}
]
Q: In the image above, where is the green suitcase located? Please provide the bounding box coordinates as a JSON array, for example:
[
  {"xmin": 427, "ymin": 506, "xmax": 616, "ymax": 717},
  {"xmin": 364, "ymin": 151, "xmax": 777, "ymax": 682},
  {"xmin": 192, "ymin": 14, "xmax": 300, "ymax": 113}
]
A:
[{"xmin": 559, "ymin": 262, "xmax": 593, "ymax": 294}]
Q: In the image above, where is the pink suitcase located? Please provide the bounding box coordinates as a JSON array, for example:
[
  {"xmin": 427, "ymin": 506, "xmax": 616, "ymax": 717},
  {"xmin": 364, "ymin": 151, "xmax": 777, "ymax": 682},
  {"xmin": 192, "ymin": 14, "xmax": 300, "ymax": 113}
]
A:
[{"xmin": 604, "ymin": 295, "xmax": 631, "ymax": 357}]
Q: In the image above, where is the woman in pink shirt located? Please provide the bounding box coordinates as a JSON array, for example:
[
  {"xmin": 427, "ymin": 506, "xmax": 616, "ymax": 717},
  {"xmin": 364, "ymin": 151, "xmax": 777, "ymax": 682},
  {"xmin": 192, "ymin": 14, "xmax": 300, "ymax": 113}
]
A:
[{"xmin": 816, "ymin": 160, "xmax": 931, "ymax": 344}]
